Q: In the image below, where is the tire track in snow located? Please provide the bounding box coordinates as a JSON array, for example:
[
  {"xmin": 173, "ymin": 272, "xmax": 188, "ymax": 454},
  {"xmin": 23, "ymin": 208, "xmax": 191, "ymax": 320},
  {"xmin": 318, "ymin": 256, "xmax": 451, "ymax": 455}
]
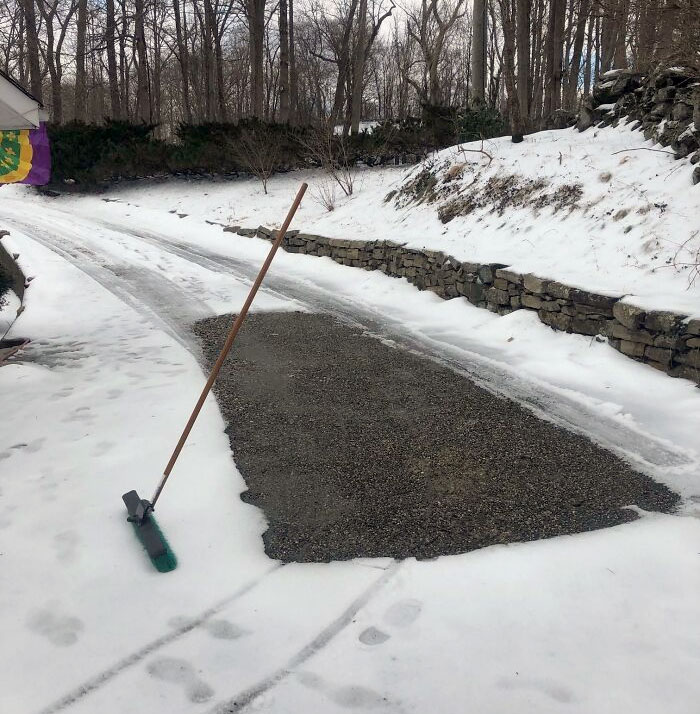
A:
[
  {"xmin": 35, "ymin": 564, "xmax": 283, "ymax": 714},
  {"xmin": 1, "ymin": 215, "xmax": 213, "ymax": 351},
  {"xmin": 208, "ymin": 561, "xmax": 401, "ymax": 714}
]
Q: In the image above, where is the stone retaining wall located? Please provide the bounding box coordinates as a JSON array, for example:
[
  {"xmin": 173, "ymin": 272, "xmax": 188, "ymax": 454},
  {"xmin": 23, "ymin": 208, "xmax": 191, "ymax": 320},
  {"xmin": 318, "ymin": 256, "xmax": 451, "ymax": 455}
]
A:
[{"xmin": 229, "ymin": 224, "xmax": 700, "ymax": 385}]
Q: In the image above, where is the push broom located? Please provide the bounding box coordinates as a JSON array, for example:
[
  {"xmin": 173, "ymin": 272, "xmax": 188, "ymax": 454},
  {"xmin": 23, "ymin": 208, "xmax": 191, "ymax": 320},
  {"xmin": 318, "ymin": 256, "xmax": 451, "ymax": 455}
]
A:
[{"xmin": 122, "ymin": 183, "xmax": 308, "ymax": 572}]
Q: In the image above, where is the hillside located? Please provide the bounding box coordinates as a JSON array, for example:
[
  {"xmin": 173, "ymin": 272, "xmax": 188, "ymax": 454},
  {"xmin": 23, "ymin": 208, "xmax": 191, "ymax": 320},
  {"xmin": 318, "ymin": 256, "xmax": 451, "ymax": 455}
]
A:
[{"xmin": 82, "ymin": 119, "xmax": 700, "ymax": 318}]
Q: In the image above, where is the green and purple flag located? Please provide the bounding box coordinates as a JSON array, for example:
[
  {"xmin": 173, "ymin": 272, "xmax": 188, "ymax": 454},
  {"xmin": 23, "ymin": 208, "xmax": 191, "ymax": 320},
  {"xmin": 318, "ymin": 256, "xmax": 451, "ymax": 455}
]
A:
[{"xmin": 0, "ymin": 122, "xmax": 51, "ymax": 185}]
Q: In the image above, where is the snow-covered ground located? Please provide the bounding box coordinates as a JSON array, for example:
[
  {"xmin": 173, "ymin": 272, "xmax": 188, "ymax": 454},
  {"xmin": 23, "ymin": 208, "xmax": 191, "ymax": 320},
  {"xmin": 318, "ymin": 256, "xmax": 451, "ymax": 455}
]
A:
[{"xmin": 1, "ymin": 121, "xmax": 700, "ymax": 714}]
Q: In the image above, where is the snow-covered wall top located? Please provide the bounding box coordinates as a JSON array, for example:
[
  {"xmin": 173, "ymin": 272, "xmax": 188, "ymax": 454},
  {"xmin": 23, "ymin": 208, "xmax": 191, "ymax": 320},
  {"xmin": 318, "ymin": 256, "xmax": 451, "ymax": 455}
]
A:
[{"xmin": 577, "ymin": 66, "xmax": 700, "ymax": 185}]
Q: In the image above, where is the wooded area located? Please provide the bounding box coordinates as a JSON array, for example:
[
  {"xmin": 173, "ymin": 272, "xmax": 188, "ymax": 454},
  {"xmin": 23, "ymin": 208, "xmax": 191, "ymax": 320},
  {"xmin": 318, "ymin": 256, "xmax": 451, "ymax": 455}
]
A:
[{"xmin": 0, "ymin": 0, "xmax": 698, "ymax": 135}]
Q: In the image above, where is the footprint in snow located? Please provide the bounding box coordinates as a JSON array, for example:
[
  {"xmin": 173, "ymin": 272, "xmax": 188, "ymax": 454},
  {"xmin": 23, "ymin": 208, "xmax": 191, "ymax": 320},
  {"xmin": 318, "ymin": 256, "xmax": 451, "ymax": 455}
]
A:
[
  {"xmin": 297, "ymin": 671, "xmax": 388, "ymax": 709},
  {"xmin": 146, "ymin": 657, "xmax": 214, "ymax": 703},
  {"xmin": 358, "ymin": 598, "xmax": 423, "ymax": 647},
  {"xmin": 54, "ymin": 530, "xmax": 80, "ymax": 563},
  {"xmin": 27, "ymin": 608, "xmax": 84, "ymax": 646},
  {"xmin": 497, "ymin": 675, "xmax": 574, "ymax": 703},
  {"xmin": 168, "ymin": 615, "xmax": 248, "ymax": 640}
]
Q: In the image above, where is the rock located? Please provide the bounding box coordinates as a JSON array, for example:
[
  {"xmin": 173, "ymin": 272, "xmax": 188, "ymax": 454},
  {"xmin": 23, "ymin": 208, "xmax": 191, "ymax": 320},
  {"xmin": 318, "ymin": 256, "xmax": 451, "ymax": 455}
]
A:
[
  {"xmin": 486, "ymin": 287, "xmax": 510, "ymax": 306},
  {"xmin": 654, "ymin": 334, "xmax": 682, "ymax": 349},
  {"xmin": 612, "ymin": 301, "xmax": 646, "ymax": 329},
  {"xmin": 592, "ymin": 71, "xmax": 644, "ymax": 105},
  {"xmin": 619, "ymin": 340, "xmax": 646, "ymax": 358},
  {"xmin": 495, "ymin": 268, "xmax": 523, "ymax": 285},
  {"xmin": 256, "ymin": 225, "xmax": 273, "ymax": 238},
  {"xmin": 577, "ymin": 99, "xmax": 596, "ymax": 132},
  {"xmin": 611, "ymin": 323, "xmax": 654, "ymax": 345},
  {"xmin": 569, "ymin": 288, "xmax": 618, "ymax": 310},
  {"xmin": 575, "ymin": 303, "xmax": 614, "ymax": 318},
  {"xmin": 675, "ymin": 349, "xmax": 700, "ymax": 368},
  {"xmin": 223, "ymin": 225, "xmax": 241, "ymax": 234},
  {"xmin": 0, "ymin": 229, "xmax": 9, "ymax": 239},
  {"xmin": 687, "ymin": 319, "xmax": 700, "ymax": 336},
  {"xmin": 693, "ymin": 166, "xmax": 700, "ymax": 186},
  {"xmin": 644, "ymin": 310, "xmax": 685, "ymax": 333},
  {"xmin": 523, "ymin": 273, "xmax": 548, "ymax": 294},
  {"xmin": 691, "ymin": 151, "xmax": 700, "ymax": 165},
  {"xmin": 672, "ymin": 102, "xmax": 693, "ymax": 121},
  {"xmin": 539, "ymin": 311, "xmax": 571, "ymax": 331},
  {"xmin": 462, "ymin": 282, "xmax": 485, "ymax": 304},
  {"xmin": 645, "ymin": 346, "xmax": 673, "ymax": 365},
  {"xmin": 522, "ymin": 294, "xmax": 544, "ymax": 310},
  {"xmin": 654, "ymin": 87, "xmax": 675, "ymax": 103},
  {"xmin": 571, "ymin": 317, "xmax": 608, "ymax": 336},
  {"xmin": 646, "ymin": 360, "xmax": 669, "ymax": 372},
  {"xmin": 546, "ymin": 281, "xmax": 571, "ymax": 300},
  {"xmin": 655, "ymin": 66, "xmax": 699, "ymax": 87},
  {"xmin": 481, "ymin": 264, "xmax": 507, "ymax": 285},
  {"xmin": 549, "ymin": 109, "xmax": 577, "ymax": 129},
  {"xmin": 670, "ymin": 365, "xmax": 700, "ymax": 385},
  {"xmin": 237, "ymin": 227, "xmax": 257, "ymax": 237},
  {"xmin": 686, "ymin": 337, "xmax": 700, "ymax": 348}
]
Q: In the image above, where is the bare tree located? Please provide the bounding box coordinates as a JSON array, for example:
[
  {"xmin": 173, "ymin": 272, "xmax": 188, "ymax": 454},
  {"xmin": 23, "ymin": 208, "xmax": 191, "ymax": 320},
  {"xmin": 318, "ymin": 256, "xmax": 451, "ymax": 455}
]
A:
[
  {"xmin": 405, "ymin": 0, "xmax": 466, "ymax": 106},
  {"xmin": 21, "ymin": 0, "xmax": 43, "ymax": 101}
]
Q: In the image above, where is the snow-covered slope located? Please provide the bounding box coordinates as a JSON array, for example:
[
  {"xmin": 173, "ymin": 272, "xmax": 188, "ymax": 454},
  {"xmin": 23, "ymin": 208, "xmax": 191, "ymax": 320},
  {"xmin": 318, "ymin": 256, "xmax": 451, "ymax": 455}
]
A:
[{"xmin": 59, "ymin": 119, "xmax": 699, "ymax": 317}]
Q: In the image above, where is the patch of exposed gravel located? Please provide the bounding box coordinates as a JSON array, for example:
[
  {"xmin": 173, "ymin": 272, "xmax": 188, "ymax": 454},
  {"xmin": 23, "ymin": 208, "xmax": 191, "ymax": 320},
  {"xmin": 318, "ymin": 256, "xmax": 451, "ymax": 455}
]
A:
[{"xmin": 194, "ymin": 312, "xmax": 678, "ymax": 563}]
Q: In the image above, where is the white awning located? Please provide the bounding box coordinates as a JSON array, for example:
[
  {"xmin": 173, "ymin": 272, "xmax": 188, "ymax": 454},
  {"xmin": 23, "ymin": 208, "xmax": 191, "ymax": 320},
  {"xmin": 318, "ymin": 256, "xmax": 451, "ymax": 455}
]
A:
[{"xmin": 0, "ymin": 73, "xmax": 42, "ymax": 129}]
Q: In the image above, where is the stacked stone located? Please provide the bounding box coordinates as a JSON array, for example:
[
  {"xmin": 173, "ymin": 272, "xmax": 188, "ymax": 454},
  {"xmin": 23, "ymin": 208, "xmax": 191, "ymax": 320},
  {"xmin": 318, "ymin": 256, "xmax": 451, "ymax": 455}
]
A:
[
  {"xmin": 576, "ymin": 66, "xmax": 700, "ymax": 184},
  {"xmin": 238, "ymin": 224, "xmax": 700, "ymax": 385},
  {"xmin": 608, "ymin": 303, "xmax": 700, "ymax": 382}
]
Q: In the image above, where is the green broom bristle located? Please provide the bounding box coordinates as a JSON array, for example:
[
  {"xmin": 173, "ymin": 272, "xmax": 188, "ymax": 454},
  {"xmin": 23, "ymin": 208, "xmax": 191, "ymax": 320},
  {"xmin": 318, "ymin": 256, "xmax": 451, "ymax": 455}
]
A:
[{"xmin": 129, "ymin": 517, "xmax": 178, "ymax": 573}]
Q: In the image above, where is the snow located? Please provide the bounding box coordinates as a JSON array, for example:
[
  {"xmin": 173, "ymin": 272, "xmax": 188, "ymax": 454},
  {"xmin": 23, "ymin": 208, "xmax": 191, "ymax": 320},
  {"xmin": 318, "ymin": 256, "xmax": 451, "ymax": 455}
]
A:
[
  {"xmin": 333, "ymin": 120, "xmax": 380, "ymax": 135},
  {"xmin": 1, "ymin": 120, "xmax": 700, "ymax": 713},
  {"xmin": 12, "ymin": 121, "xmax": 694, "ymax": 317},
  {"xmin": 601, "ymin": 69, "xmax": 627, "ymax": 78}
]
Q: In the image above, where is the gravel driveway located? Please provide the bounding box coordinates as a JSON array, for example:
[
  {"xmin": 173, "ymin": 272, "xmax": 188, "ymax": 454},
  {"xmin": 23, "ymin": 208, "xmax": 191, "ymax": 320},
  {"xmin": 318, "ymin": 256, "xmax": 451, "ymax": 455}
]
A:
[{"xmin": 194, "ymin": 311, "xmax": 678, "ymax": 562}]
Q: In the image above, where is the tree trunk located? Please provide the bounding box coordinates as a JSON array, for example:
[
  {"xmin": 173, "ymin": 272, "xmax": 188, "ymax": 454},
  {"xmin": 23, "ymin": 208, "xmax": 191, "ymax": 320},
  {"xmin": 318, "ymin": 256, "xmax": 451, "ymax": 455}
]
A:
[
  {"xmin": 499, "ymin": 0, "xmax": 524, "ymax": 140},
  {"xmin": 583, "ymin": 10, "xmax": 594, "ymax": 95},
  {"xmin": 247, "ymin": 0, "xmax": 266, "ymax": 118},
  {"xmin": 22, "ymin": 0, "xmax": 43, "ymax": 102},
  {"xmin": 552, "ymin": 0, "xmax": 565, "ymax": 111},
  {"xmin": 516, "ymin": 0, "xmax": 530, "ymax": 123},
  {"xmin": 288, "ymin": 0, "xmax": 298, "ymax": 123},
  {"xmin": 279, "ymin": 0, "xmax": 290, "ymax": 122},
  {"xmin": 543, "ymin": 0, "xmax": 556, "ymax": 117},
  {"xmin": 350, "ymin": 0, "xmax": 368, "ymax": 134},
  {"xmin": 75, "ymin": 0, "xmax": 87, "ymax": 121},
  {"xmin": 215, "ymin": 31, "xmax": 227, "ymax": 121},
  {"xmin": 612, "ymin": 0, "xmax": 628, "ymax": 67},
  {"xmin": 564, "ymin": 0, "xmax": 591, "ymax": 109},
  {"xmin": 330, "ymin": 0, "xmax": 359, "ymax": 125},
  {"xmin": 636, "ymin": 0, "xmax": 657, "ymax": 69},
  {"xmin": 173, "ymin": 0, "xmax": 193, "ymax": 123},
  {"xmin": 106, "ymin": 0, "xmax": 120, "ymax": 118},
  {"xmin": 471, "ymin": 0, "xmax": 487, "ymax": 102},
  {"xmin": 134, "ymin": 0, "xmax": 150, "ymax": 122}
]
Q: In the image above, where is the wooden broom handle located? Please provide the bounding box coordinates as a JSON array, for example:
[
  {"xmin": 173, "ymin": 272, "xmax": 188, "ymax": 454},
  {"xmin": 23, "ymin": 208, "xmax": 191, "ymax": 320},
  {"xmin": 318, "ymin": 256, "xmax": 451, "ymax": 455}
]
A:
[{"xmin": 151, "ymin": 182, "xmax": 308, "ymax": 508}]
